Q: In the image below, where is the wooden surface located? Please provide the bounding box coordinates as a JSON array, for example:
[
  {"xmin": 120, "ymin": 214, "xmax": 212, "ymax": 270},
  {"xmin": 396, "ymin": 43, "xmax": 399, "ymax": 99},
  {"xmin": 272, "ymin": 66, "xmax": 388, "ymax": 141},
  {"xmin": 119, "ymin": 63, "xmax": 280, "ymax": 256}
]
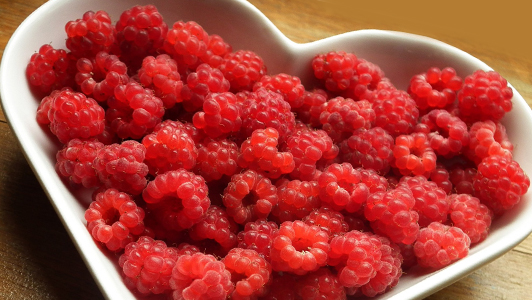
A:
[{"xmin": 1, "ymin": 0, "xmax": 532, "ymax": 299}]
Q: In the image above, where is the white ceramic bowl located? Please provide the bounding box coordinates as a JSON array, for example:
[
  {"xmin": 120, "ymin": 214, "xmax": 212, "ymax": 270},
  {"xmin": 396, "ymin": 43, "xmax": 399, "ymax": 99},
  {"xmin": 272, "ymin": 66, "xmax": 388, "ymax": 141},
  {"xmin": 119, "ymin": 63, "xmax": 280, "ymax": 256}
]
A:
[{"xmin": 2, "ymin": 0, "xmax": 532, "ymax": 299}]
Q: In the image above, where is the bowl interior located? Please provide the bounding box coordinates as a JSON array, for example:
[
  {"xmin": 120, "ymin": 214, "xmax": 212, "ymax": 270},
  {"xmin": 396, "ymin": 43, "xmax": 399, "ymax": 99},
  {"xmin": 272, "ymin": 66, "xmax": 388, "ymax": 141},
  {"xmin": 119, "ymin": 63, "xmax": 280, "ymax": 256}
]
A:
[{"xmin": 1, "ymin": 0, "xmax": 532, "ymax": 299}]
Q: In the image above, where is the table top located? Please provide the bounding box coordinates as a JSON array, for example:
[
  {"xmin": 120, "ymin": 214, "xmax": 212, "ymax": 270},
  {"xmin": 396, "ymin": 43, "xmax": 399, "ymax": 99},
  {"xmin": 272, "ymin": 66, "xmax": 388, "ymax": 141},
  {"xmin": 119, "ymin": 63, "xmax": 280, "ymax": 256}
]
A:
[{"xmin": 1, "ymin": 0, "xmax": 532, "ymax": 299}]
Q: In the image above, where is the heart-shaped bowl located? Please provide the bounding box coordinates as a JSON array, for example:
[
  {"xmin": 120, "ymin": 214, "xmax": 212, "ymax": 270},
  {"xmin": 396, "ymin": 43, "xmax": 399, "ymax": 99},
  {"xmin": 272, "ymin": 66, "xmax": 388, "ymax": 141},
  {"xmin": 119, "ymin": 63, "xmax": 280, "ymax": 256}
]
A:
[{"xmin": 2, "ymin": 0, "xmax": 532, "ymax": 299}]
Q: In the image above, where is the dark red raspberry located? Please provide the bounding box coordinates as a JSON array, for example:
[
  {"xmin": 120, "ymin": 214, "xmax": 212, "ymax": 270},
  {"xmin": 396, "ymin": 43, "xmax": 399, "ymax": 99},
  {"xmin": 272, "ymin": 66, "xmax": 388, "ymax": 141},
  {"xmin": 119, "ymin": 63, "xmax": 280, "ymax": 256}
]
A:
[
  {"xmin": 449, "ymin": 165, "xmax": 477, "ymax": 195},
  {"xmin": 170, "ymin": 252, "xmax": 234, "ymax": 300},
  {"xmin": 296, "ymin": 267, "xmax": 346, "ymax": 300},
  {"xmin": 448, "ymin": 194, "xmax": 493, "ymax": 244},
  {"xmin": 414, "ymin": 222, "xmax": 471, "ymax": 269},
  {"xmin": 56, "ymin": 138, "xmax": 104, "ymax": 188},
  {"xmin": 222, "ymin": 169, "xmax": 278, "ymax": 224},
  {"xmin": 473, "ymin": 155, "xmax": 530, "ymax": 215},
  {"xmin": 393, "ymin": 132, "xmax": 437, "ymax": 176},
  {"xmin": 253, "ymin": 73, "xmax": 305, "ymax": 109},
  {"xmin": 303, "ymin": 206, "xmax": 349, "ymax": 239},
  {"xmin": 294, "ymin": 89, "xmax": 328, "ymax": 127},
  {"xmin": 141, "ymin": 121, "xmax": 198, "ymax": 175},
  {"xmin": 199, "ymin": 34, "xmax": 233, "ymax": 68},
  {"xmin": 317, "ymin": 163, "xmax": 369, "ymax": 213},
  {"xmin": 137, "ymin": 54, "xmax": 183, "ymax": 108},
  {"xmin": 26, "ymin": 44, "xmax": 76, "ymax": 96},
  {"xmin": 85, "ymin": 188, "xmax": 146, "ymax": 251},
  {"xmin": 407, "ymin": 67, "xmax": 462, "ymax": 111},
  {"xmin": 457, "ymin": 70, "xmax": 513, "ymax": 122},
  {"xmin": 36, "ymin": 88, "xmax": 105, "ymax": 143},
  {"xmin": 193, "ymin": 91, "xmax": 242, "ymax": 138},
  {"xmin": 65, "ymin": 10, "xmax": 116, "ymax": 59},
  {"xmin": 341, "ymin": 58, "xmax": 386, "ymax": 101},
  {"xmin": 364, "ymin": 186, "xmax": 420, "ymax": 244},
  {"xmin": 175, "ymin": 242, "xmax": 201, "ymax": 256},
  {"xmin": 194, "ymin": 138, "xmax": 240, "ymax": 182},
  {"xmin": 223, "ymin": 248, "xmax": 272, "ymax": 300},
  {"xmin": 465, "ymin": 120, "xmax": 513, "ymax": 165},
  {"xmin": 341, "ymin": 127, "xmax": 394, "ymax": 175},
  {"xmin": 163, "ymin": 20, "xmax": 209, "ymax": 73},
  {"xmin": 397, "ymin": 243, "xmax": 417, "ymax": 270},
  {"xmin": 142, "ymin": 169, "xmax": 210, "ymax": 230},
  {"xmin": 257, "ymin": 271, "xmax": 298, "ymax": 300},
  {"xmin": 181, "ymin": 63, "xmax": 231, "ymax": 112},
  {"xmin": 93, "ymin": 140, "xmax": 148, "ymax": 195},
  {"xmin": 272, "ymin": 179, "xmax": 321, "ymax": 222},
  {"xmin": 429, "ymin": 164, "xmax": 453, "ymax": 195},
  {"xmin": 311, "ymin": 50, "xmax": 357, "ymax": 93},
  {"xmin": 118, "ymin": 236, "xmax": 178, "ymax": 295},
  {"xmin": 319, "ymin": 97, "xmax": 375, "ymax": 143},
  {"xmin": 372, "ymin": 88, "xmax": 419, "ymax": 137},
  {"xmin": 189, "ymin": 205, "xmax": 239, "ymax": 249},
  {"xmin": 270, "ymin": 220, "xmax": 330, "ymax": 275},
  {"xmin": 218, "ymin": 50, "xmax": 267, "ymax": 92}
]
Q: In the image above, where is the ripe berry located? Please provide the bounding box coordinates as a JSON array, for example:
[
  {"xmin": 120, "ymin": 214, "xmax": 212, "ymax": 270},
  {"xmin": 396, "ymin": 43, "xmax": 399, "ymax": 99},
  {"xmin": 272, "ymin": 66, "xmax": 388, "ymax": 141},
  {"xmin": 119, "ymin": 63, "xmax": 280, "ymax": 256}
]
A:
[
  {"xmin": 189, "ymin": 205, "xmax": 239, "ymax": 249},
  {"xmin": 253, "ymin": 73, "xmax": 305, "ymax": 109},
  {"xmin": 223, "ymin": 248, "xmax": 272, "ymax": 299},
  {"xmin": 192, "ymin": 91, "xmax": 242, "ymax": 138},
  {"xmin": 448, "ymin": 194, "xmax": 493, "ymax": 244},
  {"xmin": 56, "ymin": 138, "xmax": 104, "ymax": 188},
  {"xmin": 372, "ymin": 88, "xmax": 419, "ymax": 137},
  {"xmin": 319, "ymin": 97, "xmax": 375, "ymax": 143},
  {"xmin": 137, "ymin": 54, "xmax": 183, "ymax": 108},
  {"xmin": 312, "ymin": 50, "xmax": 357, "ymax": 93},
  {"xmin": 407, "ymin": 67, "xmax": 462, "ymax": 111},
  {"xmin": 218, "ymin": 49, "xmax": 267, "ymax": 92},
  {"xmin": 273, "ymin": 179, "xmax": 321, "ymax": 222},
  {"xmin": 392, "ymin": 132, "xmax": 437, "ymax": 176},
  {"xmin": 65, "ymin": 10, "xmax": 116, "ymax": 59},
  {"xmin": 26, "ymin": 44, "xmax": 76, "ymax": 96},
  {"xmin": 194, "ymin": 138, "xmax": 240, "ymax": 182},
  {"xmin": 317, "ymin": 163, "xmax": 369, "ymax": 213},
  {"xmin": 296, "ymin": 267, "xmax": 346, "ymax": 300},
  {"xmin": 181, "ymin": 63, "xmax": 231, "ymax": 112},
  {"xmin": 302, "ymin": 206, "xmax": 349, "ymax": 239},
  {"xmin": 341, "ymin": 127, "xmax": 395, "ymax": 175},
  {"xmin": 294, "ymin": 89, "xmax": 328, "ymax": 127},
  {"xmin": 237, "ymin": 219, "xmax": 279, "ymax": 261},
  {"xmin": 465, "ymin": 120, "xmax": 513, "ymax": 165},
  {"xmin": 163, "ymin": 20, "xmax": 209, "ymax": 73}
]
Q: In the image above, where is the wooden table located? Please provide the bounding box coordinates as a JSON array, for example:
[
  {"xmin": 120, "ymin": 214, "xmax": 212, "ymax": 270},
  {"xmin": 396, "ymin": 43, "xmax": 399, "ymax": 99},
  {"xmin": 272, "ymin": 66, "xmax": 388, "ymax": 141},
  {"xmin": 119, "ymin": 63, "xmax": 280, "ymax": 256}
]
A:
[{"xmin": 1, "ymin": 0, "xmax": 531, "ymax": 299}]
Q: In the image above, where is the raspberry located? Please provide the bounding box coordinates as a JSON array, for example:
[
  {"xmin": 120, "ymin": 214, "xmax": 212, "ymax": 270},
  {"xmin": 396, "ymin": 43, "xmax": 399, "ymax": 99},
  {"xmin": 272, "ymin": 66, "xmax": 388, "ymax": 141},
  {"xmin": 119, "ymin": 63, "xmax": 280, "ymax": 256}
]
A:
[
  {"xmin": 106, "ymin": 81, "xmax": 165, "ymax": 139},
  {"xmin": 372, "ymin": 88, "xmax": 419, "ymax": 137},
  {"xmin": 26, "ymin": 44, "xmax": 76, "ymax": 96},
  {"xmin": 414, "ymin": 222, "xmax": 471, "ymax": 269},
  {"xmin": 55, "ymin": 138, "xmax": 104, "ymax": 188},
  {"xmin": 237, "ymin": 219, "xmax": 279, "ymax": 260},
  {"xmin": 294, "ymin": 89, "xmax": 328, "ymax": 127},
  {"xmin": 137, "ymin": 54, "xmax": 183, "ymax": 108},
  {"xmin": 465, "ymin": 120, "xmax": 513, "ymax": 165},
  {"xmin": 358, "ymin": 78, "xmax": 396, "ymax": 102},
  {"xmin": 75, "ymin": 51, "xmax": 129, "ymax": 102},
  {"xmin": 270, "ymin": 220, "xmax": 330, "ymax": 275},
  {"xmin": 457, "ymin": 70, "xmax": 513, "ymax": 122},
  {"xmin": 85, "ymin": 188, "xmax": 146, "ymax": 251},
  {"xmin": 36, "ymin": 88, "xmax": 105, "ymax": 143},
  {"xmin": 393, "ymin": 132, "xmax": 437, "ymax": 176},
  {"xmin": 319, "ymin": 97, "xmax": 375, "ymax": 143},
  {"xmin": 341, "ymin": 127, "xmax": 395, "ymax": 175},
  {"xmin": 429, "ymin": 164, "xmax": 453, "ymax": 195},
  {"xmin": 154, "ymin": 119, "xmax": 205, "ymax": 144},
  {"xmin": 65, "ymin": 10, "xmax": 116, "ymax": 59},
  {"xmin": 473, "ymin": 155, "xmax": 530, "ymax": 215},
  {"xmin": 272, "ymin": 179, "xmax": 321, "ymax": 222},
  {"xmin": 222, "ymin": 169, "xmax": 279, "ymax": 224},
  {"xmin": 302, "ymin": 206, "xmax": 349, "ymax": 239},
  {"xmin": 448, "ymin": 194, "xmax": 493, "ymax": 244},
  {"xmin": 142, "ymin": 169, "xmax": 210, "ymax": 230},
  {"xmin": 118, "ymin": 236, "xmax": 178, "ymax": 295},
  {"xmin": 192, "ymin": 91, "xmax": 242, "ymax": 138},
  {"xmin": 397, "ymin": 243, "xmax": 417, "ymax": 270},
  {"xmin": 163, "ymin": 20, "xmax": 209, "ymax": 73},
  {"xmin": 170, "ymin": 252, "xmax": 234, "ymax": 300},
  {"xmin": 189, "ymin": 205, "xmax": 239, "ymax": 249},
  {"xmin": 296, "ymin": 267, "xmax": 346, "ymax": 300},
  {"xmin": 93, "ymin": 140, "xmax": 148, "ymax": 195},
  {"xmin": 194, "ymin": 138, "xmax": 240, "ymax": 182},
  {"xmin": 223, "ymin": 248, "xmax": 272, "ymax": 299},
  {"xmin": 398, "ymin": 176, "xmax": 450, "ymax": 227},
  {"xmin": 199, "ymin": 34, "xmax": 233, "ymax": 68},
  {"xmin": 311, "ymin": 51, "xmax": 358, "ymax": 93},
  {"xmin": 364, "ymin": 186, "xmax": 420, "ymax": 244},
  {"xmin": 407, "ymin": 67, "xmax": 462, "ymax": 111},
  {"xmin": 253, "ymin": 73, "xmax": 305, "ymax": 109},
  {"xmin": 141, "ymin": 121, "xmax": 198, "ymax": 175},
  {"xmin": 176, "ymin": 243, "xmax": 201, "ymax": 256},
  {"xmin": 218, "ymin": 50, "xmax": 267, "ymax": 92},
  {"xmin": 449, "ymin": 165, "xmax": 477, "ymax": 195},
  {"xmin": 238, "ymin": 127, "xmax": 295, "ymax": 179},
  {"xmin": 181, "ymin": 63, "xmax": 231, "ymax": 112},
  {"xmin": 317, "ymin": 163, "xmax": 369, "ymax": 213},
  {"xmin": 341, "ymin": 58, "xmax": 386, "ymax": 101}
]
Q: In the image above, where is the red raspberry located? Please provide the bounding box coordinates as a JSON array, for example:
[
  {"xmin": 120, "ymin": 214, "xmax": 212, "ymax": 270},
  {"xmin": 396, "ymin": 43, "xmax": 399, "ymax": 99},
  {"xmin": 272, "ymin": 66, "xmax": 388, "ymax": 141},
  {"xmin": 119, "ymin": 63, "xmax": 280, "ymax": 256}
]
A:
[
  {"xmin": 465, "ymin": 120, "xmax": 513, "ymax": 165},
  {"xmin": 222, "ymin": 169, "xmax": 278, "ymax": 224},
  {"xmin": 358, "ymin": 168, "xmax": 389, "ymax": 194},
  {"xmin": 398, "ymin": 176, "xmax": 450, "ymax": 227},
  {"xmin": 253, "ymin": 73, "xmax": 305, "ymax": 109},
  {"xmin": 414, "ymin": 222, "xmax": 471, "ymax": 269},
  {"xmin": 118, "ymin": 236, "xmax": 178, "ymax": 295},
  {"xmin": 393, "ymin": 132, "xmax": 437, "ymax": 176},
  {"xmin": 448, "ymin": 194, "xmax": 493, "ymax": 244},
  {"xmin": 341, "ymin": 58, "xmax": 386, "ymax": 101},
  {"xmin": 137, "ymin": 54, "xmax": 183, "ymax": 108},
  {"xmin": 56, "ymin": 138, "xmax": 104, "ymax": 188},
  {"xmin": 218, "ymin": 50, "xmax": 267, "ymax": 92},
  {"xmin": 194, "ymin": 138, "xmax": 240, "ymax": 182},
  {"xmin": 311, "ymin": 51, "xmax": 358, "ymax": 93},
  {"xmin": 270, "ymin": 220, "xmax": 330, "ymax": 275},
  {"xmin": 294, "ymin": 89, "xmax": 328, "ymax": 127},
  {"xmin": 364, "ymin": 186, "xmax": 420, "ymax": 244},
  {"xmin": 303, "ymin": 206, "xmax": 349, "ymax": 239},
  {"xmin": 192, "ymin": 91, "xmax": 242, "ymax": 138},
  {"xmin": 319, "ymin": 97, "xmax": 375, "ymax": 143},
  {"xmin": 106, "ymin": 81, "xmax": 165, "ymax": 139},
  {"xmin": 372, "ymin": 88, "xmax": 419, "ymax": 137},
  {"xmin": 65, "ymin": 10, "xmax": 116, "ymax": 59},
  {"xmin": 449, "ymin": 166, "xmax": 477, "ymax": 195},
  {"xmin": 272, "ymin": 179, "xmax": 321, "ymax": 222},
  {"xmin": 93, "ymin": 140, "xmax": 148, "ymax": 195},
  {"xmin": 429, "ymin": 164, "xmax": 453, "ymax": 194},
  {"xmin": 341, "ymin": 127, "xmax": 394, "ymax": 175},
  {"xmin": 85, "ymin": 188, "xmax": 146, "ymax": 251},
  {"xmin": 296, "ymin": 267, "xmax": 346, "ymax": 300},
  {"xmin": 237, "ymin": 219, "xmax": 278, "ymax": 261},
  {"xmin": 176, "ymin": 243, "xmax": 201, "ymax": 256},
  {"xmin": 317, "ymin": 163, "xmax": 369, "ymax": 213},
  {"xmin": 154, "ymin": 119, "xmax": 205, "ymax": 144},
  {"xmin": 457, "ymin": 70, "xmax": 513, "ymax": 122},
  {"xmin": 407, "ymin": 67, "xmax": 462, "ymax": 111},
  {"xmin": 170, "ymin": 252, "xmax": 234, "ymax": 300},
  {"xmin": 189, "ymin": 205, "xmax": 239, "ymax": 249},
  {"xmin": 181, "ymin": 63, "xmax": 231, "ymax": 112},
  {"xmin": 473, "ymin": 155, "xmax": 530, "ymax": 215},
  {"xmin": 36, "ymin": 88, "xmax": 105, "ymax": 144},
  {"xmin": 358, "ymin": 77, "xmax": 396, "ymax": 102},
  {"xmin": 75, "ymin": 51, "xmax": 129, "ymax": 102},
  {"xmin": 223, "ymin": 248, "xmax": 272, "ymax": 300},
  {"xmin": 141, "ymin": 121, "xmax": 198, "ymax": 175},
  {"xmin": 199, "ymin": 34, "xmax": 233, "ymax": 68},
  {"xmin": 163, "ymin": 20, "xmax": 209, "ymax": 73},
  {"xmin": 142, "ymin": 169, "xmax": 210, "ymax": 230},
  {"xmin": 26, "ymin": 44, "xmax": 76, "ymax": 96}
]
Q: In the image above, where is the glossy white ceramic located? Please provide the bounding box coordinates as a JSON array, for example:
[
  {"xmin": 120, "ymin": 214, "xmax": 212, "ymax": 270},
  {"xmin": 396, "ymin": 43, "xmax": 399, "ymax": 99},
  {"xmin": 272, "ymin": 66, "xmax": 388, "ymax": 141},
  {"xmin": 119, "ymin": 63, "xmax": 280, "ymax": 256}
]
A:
[{"xmin": 2, "ymin": 0, "xmax": 532, "ymax": 299}]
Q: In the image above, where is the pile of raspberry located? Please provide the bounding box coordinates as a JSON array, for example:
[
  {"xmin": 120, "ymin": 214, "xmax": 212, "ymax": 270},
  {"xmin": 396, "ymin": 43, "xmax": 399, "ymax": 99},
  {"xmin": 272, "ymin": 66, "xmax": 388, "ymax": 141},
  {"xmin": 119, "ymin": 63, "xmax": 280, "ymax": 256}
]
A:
[{"xmin": 29, "ymin": 4, "xmax": 530, "ymax": 300}]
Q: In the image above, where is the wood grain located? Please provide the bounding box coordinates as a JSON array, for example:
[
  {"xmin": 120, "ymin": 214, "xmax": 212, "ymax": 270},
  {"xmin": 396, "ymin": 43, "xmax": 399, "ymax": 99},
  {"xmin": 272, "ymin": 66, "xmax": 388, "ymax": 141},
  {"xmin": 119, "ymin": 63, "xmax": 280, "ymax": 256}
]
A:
[{"xmin": 0, "ymin": 0, "xmax": 531, "ymax": 299}]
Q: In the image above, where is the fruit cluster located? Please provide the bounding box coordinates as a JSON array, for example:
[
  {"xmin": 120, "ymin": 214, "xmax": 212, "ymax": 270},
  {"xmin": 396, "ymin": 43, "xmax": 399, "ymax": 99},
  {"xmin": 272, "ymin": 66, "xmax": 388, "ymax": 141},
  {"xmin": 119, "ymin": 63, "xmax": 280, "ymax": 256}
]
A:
[{"xmin": 28, "ymin": 4, "xmax": 529, "ymax": 300}]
